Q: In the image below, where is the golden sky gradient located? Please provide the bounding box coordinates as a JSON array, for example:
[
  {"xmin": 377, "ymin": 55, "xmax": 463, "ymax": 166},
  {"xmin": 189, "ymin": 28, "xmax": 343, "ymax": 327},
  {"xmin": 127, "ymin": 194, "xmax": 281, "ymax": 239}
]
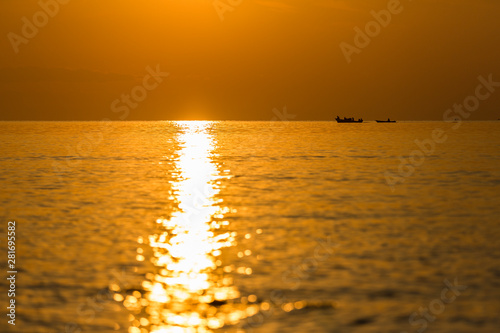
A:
[{"xmin": 0, "ymin": 0, "xmax": 499, "ymax": 120}]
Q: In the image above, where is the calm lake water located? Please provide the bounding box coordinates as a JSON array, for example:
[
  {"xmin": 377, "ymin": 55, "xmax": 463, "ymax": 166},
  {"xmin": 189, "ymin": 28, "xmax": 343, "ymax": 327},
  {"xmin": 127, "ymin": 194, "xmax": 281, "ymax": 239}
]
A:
[{"xmin": 1, "ymin": 121, "xmax": 499, "ymax": 333}]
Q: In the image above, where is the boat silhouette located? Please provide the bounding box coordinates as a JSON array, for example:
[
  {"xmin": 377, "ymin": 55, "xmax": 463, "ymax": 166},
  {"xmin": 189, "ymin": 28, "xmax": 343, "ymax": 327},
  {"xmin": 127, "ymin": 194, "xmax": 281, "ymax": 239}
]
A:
[
  {"xmin": 376, "ymin": 118, "xmax": 396, "ymax": 123},
  {"xmin": 336, "ymin": 116, "xmax": 363, "ymax": 123}
]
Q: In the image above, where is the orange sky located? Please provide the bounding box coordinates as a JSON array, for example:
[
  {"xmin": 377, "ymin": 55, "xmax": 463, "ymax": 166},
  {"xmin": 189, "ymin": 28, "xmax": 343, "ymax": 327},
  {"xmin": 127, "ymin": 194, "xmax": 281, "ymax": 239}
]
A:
[{"xmin": 0, "ymin": 0, "xmax": 499, "ymax": 120}]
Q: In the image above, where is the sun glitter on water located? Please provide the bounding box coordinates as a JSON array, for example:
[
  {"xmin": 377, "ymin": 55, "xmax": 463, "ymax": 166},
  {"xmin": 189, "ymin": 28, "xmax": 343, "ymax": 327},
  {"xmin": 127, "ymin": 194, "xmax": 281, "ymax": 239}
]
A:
[{"xmin": 120, "ymin": 121, "xmax": 254, "ymax": 333}]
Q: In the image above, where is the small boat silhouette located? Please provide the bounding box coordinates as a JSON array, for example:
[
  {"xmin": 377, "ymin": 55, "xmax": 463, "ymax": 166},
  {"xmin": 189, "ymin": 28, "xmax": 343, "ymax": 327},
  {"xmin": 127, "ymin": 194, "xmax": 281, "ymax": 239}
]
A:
[
  {"xmin": 376, "ymin": 118, "xmax": 396, "ymax": 123},
  {"xmin": 336, "ymin": 116, "xmax": 363, "ymax": 123}
]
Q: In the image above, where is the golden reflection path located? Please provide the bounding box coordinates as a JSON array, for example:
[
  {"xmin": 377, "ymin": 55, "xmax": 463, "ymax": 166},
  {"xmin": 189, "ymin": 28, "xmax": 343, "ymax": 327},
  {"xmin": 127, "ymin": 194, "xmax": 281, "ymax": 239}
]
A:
[{"xmin": 122, "ymin": 122, "xmax": 258, "ymax": 333}]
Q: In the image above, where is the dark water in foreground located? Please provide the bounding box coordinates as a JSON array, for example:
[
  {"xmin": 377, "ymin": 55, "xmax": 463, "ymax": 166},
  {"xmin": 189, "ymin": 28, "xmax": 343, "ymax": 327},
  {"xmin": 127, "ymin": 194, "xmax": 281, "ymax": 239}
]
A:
[{"xmin": 1, "ymin": 121, "xmax": 499, "ymax": 333}]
